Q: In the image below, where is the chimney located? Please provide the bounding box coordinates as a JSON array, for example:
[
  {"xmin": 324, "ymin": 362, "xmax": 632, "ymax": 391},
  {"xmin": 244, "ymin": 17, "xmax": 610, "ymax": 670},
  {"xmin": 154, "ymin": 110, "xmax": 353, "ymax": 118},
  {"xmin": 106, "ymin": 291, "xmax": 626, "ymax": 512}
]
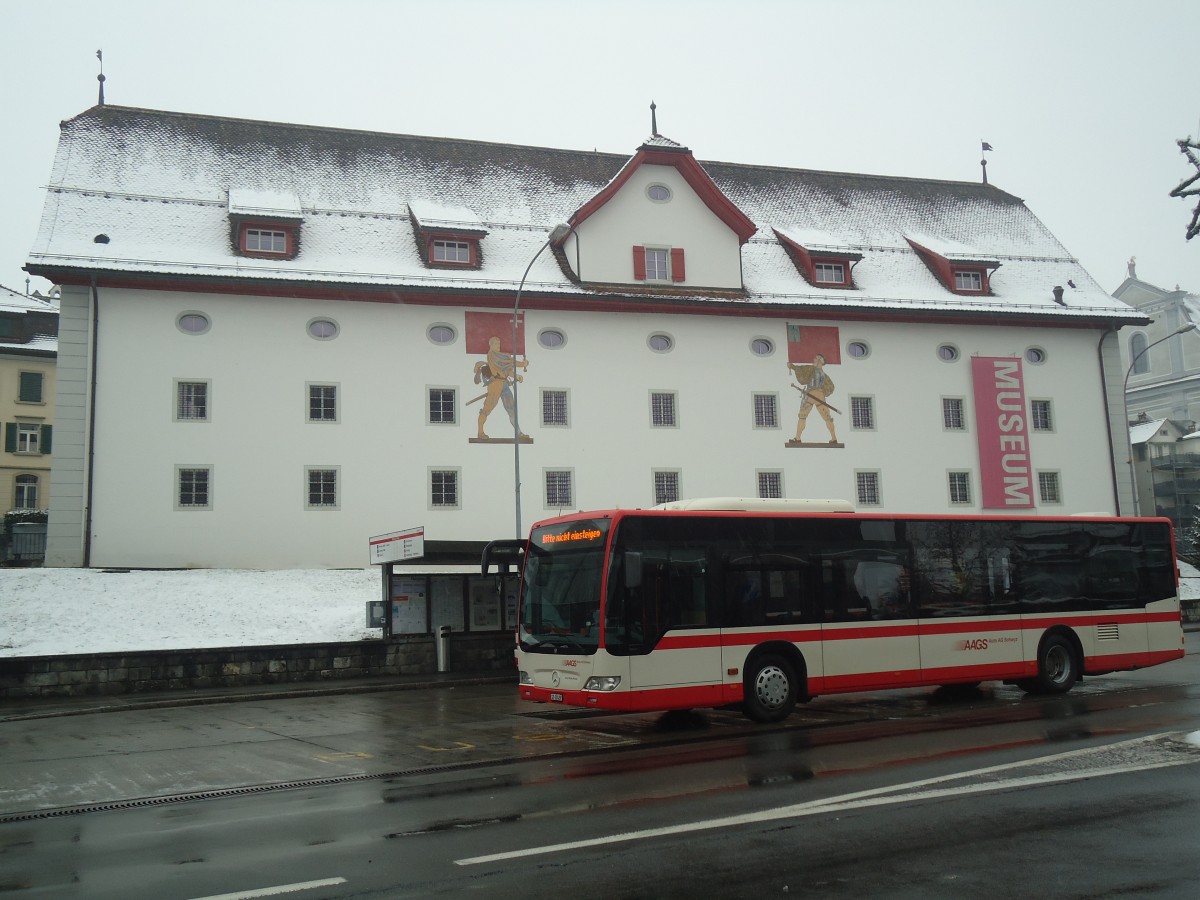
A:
[{"xmin": 1052, "ymin": 285, "xmax": 1065, "ymax": 305}]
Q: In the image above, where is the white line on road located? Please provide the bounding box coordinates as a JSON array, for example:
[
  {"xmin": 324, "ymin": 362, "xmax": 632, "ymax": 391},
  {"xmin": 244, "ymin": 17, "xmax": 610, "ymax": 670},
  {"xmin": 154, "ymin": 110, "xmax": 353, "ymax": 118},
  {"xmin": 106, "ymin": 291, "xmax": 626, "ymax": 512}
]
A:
[
  {"xmin": 455, "ymin": 731, "xmax": 1198, "ymax": 866},
  {"xmin": 188, "ymin": 877, "xmax": 348, "ymax": 899}
]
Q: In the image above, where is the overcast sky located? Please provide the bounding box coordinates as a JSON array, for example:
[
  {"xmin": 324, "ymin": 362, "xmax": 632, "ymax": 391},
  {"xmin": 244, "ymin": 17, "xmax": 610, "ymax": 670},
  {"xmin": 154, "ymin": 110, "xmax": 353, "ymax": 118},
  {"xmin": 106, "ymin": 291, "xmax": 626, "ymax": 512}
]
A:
[{"xmin": 3, "ymin": 0, "xmax": 1197, "ymax": 299}]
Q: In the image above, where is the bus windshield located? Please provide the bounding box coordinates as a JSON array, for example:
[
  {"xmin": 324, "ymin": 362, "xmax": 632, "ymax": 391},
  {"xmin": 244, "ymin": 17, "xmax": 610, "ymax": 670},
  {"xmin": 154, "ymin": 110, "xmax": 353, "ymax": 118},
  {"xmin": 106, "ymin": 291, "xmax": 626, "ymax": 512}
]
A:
[{"xmin": 519, "ymin": 519, "xmax": 610, "ymax": 654}]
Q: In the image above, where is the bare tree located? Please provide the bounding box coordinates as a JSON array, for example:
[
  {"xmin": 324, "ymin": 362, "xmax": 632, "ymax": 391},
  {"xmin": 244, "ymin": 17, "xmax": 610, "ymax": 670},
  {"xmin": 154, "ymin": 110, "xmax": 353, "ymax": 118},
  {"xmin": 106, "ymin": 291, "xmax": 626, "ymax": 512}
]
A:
[{"xmin": 1170, "ymin": 137, "xmax": 1200, "ymax": 241}]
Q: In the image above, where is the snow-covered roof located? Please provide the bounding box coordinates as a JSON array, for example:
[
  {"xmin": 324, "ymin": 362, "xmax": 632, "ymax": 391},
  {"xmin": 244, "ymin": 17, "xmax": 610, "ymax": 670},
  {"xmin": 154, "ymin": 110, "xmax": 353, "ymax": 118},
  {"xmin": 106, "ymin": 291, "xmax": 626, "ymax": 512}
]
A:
[
  {"xmin": 0, "ymin": 283, "xmax": 58, "ymax": 355},
  {"xmin": 227, "ymin": 188, "xmax": 303, "ymax": 220},
  {"xmin": 26, "ymin": 105, "xmax": 1144, "ymax": 325},
  {"xmin": 1129, "ymin": 418, "xmax": 1169, "ymax": 445},
  {"xmin": 407, "ymin": 200, "xmax": 486, "ymax": 234}
]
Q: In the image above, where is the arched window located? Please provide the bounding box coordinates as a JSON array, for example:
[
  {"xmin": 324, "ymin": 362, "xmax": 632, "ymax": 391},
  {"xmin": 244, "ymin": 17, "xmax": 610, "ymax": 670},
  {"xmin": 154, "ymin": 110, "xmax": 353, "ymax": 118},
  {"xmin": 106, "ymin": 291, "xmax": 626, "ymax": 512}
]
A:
[
  {"xmin": 14, "ymin": 474, "xmax": 38, "ymax": 509},
  {"xmin": 1130, "ymin": 333, "xmax": 1150, "ymax": 374}
]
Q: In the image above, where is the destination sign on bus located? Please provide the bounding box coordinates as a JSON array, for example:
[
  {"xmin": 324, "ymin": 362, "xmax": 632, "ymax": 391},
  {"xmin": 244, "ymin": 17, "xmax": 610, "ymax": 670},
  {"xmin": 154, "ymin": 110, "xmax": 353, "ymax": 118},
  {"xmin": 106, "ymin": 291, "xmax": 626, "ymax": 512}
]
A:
[{"xmin": 532, "ymin": 519, "xmax": 609, "ymax": 550}]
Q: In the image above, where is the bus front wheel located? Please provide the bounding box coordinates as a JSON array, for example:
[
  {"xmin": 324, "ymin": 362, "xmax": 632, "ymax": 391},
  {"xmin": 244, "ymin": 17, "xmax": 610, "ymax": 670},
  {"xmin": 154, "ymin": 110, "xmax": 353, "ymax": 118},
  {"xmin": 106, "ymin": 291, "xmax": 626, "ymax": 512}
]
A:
[
  {"xmin": 1021, "ymin": 634, "xmax": 1079, "ymax": 695},
  {"xmin": 744, "ymin": 654, "xmax": 798, "ymax": 723}
]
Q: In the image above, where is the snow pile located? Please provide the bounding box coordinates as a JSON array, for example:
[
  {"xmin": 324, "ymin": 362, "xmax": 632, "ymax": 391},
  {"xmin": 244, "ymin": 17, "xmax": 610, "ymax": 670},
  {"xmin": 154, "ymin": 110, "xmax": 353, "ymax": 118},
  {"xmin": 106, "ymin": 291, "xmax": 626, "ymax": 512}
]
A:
[{"xmin": 1, "ymin": 567, "xmax": 382, "ymax": 658}]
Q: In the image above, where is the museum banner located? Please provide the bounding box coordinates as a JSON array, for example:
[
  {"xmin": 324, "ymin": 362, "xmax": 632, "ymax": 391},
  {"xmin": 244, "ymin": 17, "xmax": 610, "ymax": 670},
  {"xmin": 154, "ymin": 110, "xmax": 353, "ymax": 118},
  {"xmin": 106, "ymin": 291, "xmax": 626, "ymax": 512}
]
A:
[{"xmin": 971, "ymin": 356, "xmax": 1035, "ymax": 509}]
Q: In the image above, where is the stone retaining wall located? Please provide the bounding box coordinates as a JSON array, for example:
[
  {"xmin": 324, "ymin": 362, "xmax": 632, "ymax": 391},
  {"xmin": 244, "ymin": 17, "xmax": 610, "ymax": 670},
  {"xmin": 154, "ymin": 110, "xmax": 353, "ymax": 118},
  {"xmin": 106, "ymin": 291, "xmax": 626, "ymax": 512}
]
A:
[{"xmin": 0, "ymin": 633, "xmax": 514, "ymax": 699}]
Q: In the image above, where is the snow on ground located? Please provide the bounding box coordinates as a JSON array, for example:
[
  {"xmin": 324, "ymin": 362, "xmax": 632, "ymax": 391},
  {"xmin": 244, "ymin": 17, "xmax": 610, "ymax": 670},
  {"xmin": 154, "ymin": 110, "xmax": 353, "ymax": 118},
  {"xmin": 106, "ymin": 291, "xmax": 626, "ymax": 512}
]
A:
[
  {"xmin": 3, "ymin": 562, "xmax": 1198, "ymax": 659},
  {"xmin": 1, "ymin": 567, "xmax": 382, "ymax": 657}
]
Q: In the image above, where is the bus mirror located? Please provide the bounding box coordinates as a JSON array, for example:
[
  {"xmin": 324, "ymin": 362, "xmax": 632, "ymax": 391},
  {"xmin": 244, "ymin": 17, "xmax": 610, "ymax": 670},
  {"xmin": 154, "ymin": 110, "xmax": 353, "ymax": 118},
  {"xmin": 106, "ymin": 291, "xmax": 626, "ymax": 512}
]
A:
[{"xmin": 625, "ymin": 552, "xmax": 643, "ymax": 589}]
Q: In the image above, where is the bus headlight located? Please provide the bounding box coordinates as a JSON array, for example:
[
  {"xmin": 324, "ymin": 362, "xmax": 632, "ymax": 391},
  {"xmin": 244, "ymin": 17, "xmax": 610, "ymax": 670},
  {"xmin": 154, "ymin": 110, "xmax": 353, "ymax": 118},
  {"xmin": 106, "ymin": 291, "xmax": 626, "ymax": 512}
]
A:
[
  {"xmin": 518, "ymin": 670, "xmax": 532, "ymax": 685},
  {"xmin": 584, "ymin": 676, "xmax": 622, "ymax": 692}
]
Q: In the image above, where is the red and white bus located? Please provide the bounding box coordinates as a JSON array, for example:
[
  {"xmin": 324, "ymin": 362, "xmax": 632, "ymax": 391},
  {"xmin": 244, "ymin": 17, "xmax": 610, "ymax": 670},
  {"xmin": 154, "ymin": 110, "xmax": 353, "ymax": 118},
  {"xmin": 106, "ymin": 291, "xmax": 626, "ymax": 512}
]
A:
[{"xmin": 483, "ymin": 498, "xmax": 1186, "ymax": 722}]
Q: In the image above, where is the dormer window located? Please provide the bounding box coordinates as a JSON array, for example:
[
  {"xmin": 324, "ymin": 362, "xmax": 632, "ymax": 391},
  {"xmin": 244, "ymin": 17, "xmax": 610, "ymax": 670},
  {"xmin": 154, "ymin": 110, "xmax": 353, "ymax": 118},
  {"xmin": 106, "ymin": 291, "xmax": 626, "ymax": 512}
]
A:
[
  {"xmin": 228, "ymin": 189, "xmax": 303, "ymax": 261},
  {"xmin": 905, "ymin": 236, "xmax": 999, "ymax": 296},
  {"xmin": 633, "ymin": 246, "xmax": 685, "ymax": 283},
  {"xmin": 773, "ymin": 229, "xmax": 860, "ymax": 289},
  {"xmin": 409, "ymin": 201, "xmax": 487, "ymax": 270}
]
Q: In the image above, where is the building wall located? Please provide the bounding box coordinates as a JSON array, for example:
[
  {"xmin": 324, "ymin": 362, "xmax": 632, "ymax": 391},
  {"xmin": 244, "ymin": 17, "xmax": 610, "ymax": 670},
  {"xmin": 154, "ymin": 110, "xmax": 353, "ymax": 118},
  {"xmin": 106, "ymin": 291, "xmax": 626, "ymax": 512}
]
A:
[
  {"xmin": 45, "ymin": 283, "xmax": 1124, "ymax": 569},
  {"xmin": 0, "ymin": 350, "xmax": 56, "ymax": 515},
  {"xmin": 569, "ymin": 164, "xmax": 743, "ymax": 289}
]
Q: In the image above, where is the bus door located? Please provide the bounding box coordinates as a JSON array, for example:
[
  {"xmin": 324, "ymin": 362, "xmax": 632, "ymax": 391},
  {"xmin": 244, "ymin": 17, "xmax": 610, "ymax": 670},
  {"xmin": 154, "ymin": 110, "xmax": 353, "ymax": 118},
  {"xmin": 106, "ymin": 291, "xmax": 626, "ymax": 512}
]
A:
[
  {"xmin": 820, "ymin": 554, "xmax": 921, "ymax": 691},
  {"xmin": 620, "ymin": 548, "xmax": 723, "ymax": 694}
]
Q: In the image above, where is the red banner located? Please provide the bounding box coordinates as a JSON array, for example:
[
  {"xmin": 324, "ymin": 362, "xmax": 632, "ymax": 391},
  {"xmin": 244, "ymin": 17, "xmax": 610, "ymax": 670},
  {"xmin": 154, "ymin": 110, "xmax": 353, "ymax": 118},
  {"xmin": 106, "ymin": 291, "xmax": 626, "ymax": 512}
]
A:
[
  {"xmin": 786, "ymin": 323, "xmax": 841, "ymax": 365},
  {"xmin": 972, "ymin": 357, "xmax": 1034, "ymax": 509}
]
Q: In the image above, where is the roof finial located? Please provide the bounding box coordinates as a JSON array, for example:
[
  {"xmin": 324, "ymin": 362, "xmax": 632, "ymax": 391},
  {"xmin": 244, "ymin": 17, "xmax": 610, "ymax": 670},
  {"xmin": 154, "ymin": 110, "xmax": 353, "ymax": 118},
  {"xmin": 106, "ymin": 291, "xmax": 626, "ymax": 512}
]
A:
[
  {"xmin": 96, "ymin": 49, "xmax": 106, "ymax": 106},
  {"xmin": 980, "ymin": 140, "xmax": 993, "ymax": 185},
  {"xmin": 650, "ymin": 101, "xmax": 658, "ymax": 137}
]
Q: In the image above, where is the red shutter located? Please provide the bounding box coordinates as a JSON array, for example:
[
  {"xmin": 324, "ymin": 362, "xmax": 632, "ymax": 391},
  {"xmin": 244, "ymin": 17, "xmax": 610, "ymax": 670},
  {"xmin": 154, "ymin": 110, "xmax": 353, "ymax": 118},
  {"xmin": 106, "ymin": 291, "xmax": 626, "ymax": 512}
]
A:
[
  {"xmin": 670, "ymin": 248, "xmax": 686, "ymax": 282},
  {"xmin": 633, "ymin": 245, "xmax": 647, "ymax": 281}
]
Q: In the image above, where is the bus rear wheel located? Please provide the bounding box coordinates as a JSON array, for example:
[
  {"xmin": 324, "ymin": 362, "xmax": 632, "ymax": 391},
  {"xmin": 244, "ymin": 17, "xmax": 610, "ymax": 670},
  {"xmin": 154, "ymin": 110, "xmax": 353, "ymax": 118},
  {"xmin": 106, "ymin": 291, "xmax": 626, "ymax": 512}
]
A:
[
  {"xmin": 1020, "ymin": 634, "xmax": 1079, "ymax": 695},
  {"xmin": 744, "ymin": 653, "xmax": 798, "ymax": 723}
]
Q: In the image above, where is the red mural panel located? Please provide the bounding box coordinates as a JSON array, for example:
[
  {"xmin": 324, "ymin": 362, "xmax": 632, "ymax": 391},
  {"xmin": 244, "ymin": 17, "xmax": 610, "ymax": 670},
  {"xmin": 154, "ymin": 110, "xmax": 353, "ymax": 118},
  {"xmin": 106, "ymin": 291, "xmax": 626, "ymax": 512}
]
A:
[
  {"xmin": 972, "ymin": 357, "xmax": 1035, "ymax": 509},
  {"xmin": 786, "ymin": 323, "xmax": 841, "ymax": 365},
  {"xmin": 465, "ymin": 311, "xmax": 524, "ymax": 355}
]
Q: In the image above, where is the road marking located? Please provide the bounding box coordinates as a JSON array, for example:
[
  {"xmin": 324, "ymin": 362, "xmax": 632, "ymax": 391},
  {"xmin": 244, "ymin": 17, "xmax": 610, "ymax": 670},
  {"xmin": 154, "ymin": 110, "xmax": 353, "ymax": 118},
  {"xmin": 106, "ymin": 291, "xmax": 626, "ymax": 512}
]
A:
[
  {"xmin": 418, "ymin": 741, "xmax": 475, "ymax": 752},
  {"xmin": 455, "ymin": 732, "xmax": 1199, "ymax": 866},
  {"xmin": 188, "ymin": 876, "xmax": 348, "ymax": 899},
  {"xmin": 316, "ymin": 751, "xmax": 372, "ymax": 762}
]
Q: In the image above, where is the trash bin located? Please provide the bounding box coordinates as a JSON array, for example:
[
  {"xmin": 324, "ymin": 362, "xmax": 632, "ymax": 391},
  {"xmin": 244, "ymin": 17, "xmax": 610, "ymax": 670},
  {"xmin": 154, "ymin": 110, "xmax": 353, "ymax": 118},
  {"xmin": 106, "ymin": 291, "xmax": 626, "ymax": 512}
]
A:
[{"xmin": 436, "ymin": 625, "xmax": 452, "ymax": 673}]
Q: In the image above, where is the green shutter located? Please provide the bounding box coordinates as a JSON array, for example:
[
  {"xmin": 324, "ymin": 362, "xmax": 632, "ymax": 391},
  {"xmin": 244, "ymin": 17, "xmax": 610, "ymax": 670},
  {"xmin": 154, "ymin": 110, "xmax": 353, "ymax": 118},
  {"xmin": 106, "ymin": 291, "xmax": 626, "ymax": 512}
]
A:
[
  {"xmin": 19, "ymin": 372, "xmax": 44, "ymax": 403},
  {"xmin": 4, "ymin": 423, "xmax": 15, "ymax": 453},
  {"xmin": 41, "ymin": 425, "xmax": 52, "ymax": 454}
]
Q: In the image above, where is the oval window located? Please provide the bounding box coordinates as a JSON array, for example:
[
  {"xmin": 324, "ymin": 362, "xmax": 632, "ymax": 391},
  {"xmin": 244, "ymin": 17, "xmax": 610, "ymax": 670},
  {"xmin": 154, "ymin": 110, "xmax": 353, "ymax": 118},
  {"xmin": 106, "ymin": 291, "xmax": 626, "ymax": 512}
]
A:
[
  {"xmin": 177, "ymin": 312, "xmax": 210, "ymax": 335},
  {"xmin": 937, "ymin": 344, "xmax": 960, "ymax": 362},
  {"xmin": 427, "ymin": 324, "xmax": 457, "ymax": 345},
  {"xmin": 308, "ymin": 318, "xmax": 338, "ymax": 340},
  {"xmin": 847, "ymin": 341, "xmax": 870, "ymax": 360},
  {"xmin": 648, "ymin": 333, "xmax": 674, "ymax": 353},
  {"xmin": 647, "ymin": 184, "xmax": 672, "ymax": 203},
  {"xmin": 538, "ymin": 329, "xmax": 566, "ymax": 349},
  {"xmin": 1026, "ymin": 347, "xmax": 1047, "ymax": 364},
  {"xmin": 750, "ymin": 338, "xmax": 774, "ymax": 357}
]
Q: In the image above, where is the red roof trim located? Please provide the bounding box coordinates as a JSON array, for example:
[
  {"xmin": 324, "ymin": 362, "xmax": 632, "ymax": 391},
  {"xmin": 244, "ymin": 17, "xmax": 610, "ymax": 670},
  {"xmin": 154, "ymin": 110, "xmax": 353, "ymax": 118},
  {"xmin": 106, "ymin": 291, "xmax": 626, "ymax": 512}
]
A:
[{"xmin": 561, "ymin": 147, "xmax": 757, "ymax": 246}]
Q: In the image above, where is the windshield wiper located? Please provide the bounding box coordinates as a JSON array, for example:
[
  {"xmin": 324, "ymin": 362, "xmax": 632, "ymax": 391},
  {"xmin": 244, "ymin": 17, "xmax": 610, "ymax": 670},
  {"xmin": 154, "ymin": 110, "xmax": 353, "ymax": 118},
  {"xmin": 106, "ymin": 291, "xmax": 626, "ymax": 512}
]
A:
[{"xmin": 528, "ymin": 634, "xmax": 590, "ymax": 654}]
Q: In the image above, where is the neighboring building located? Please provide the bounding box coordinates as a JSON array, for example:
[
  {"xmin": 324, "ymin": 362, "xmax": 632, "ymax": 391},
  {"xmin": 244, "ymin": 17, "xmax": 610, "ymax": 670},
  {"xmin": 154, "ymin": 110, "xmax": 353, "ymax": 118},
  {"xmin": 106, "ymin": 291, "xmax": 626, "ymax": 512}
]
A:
[
  {"xmin": 1114, "ymin": 259, "xmax": 1199, "ymax": 429},
  {"xmin": 1128, "ymin": 415, "xmax": 1193, "ymax": 524},
  {"xmin": 1, "ymin": 283, "xmax": 57, "ymax": 514},
  {"xmin": 26, "ymin": 105, "xmax": 1148, "ymax": 574}
]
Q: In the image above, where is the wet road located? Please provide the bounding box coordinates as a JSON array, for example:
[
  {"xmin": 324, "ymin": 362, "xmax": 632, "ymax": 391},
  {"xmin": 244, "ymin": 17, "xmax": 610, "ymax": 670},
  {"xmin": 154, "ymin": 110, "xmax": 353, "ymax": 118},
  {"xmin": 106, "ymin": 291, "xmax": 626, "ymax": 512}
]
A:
[{"xmin": 2, "ymin": 634, "xmax": 1199, "ymax": 898}]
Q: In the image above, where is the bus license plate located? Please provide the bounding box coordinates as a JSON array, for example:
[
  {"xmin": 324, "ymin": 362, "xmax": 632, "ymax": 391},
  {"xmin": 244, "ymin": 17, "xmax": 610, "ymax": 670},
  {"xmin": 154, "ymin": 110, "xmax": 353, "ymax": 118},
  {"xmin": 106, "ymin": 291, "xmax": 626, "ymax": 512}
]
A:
[{"xmin": 550, "ymin": 692, "xmax": 564, "ymax": 702}]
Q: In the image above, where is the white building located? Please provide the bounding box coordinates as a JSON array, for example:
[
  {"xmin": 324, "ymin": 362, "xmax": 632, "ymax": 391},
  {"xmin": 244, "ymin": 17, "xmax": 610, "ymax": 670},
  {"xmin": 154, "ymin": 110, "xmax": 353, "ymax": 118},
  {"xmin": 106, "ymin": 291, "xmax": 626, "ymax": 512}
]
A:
[{"xmin": 26, "ymin": 105, "xmax": 1146, "ymax": 570}]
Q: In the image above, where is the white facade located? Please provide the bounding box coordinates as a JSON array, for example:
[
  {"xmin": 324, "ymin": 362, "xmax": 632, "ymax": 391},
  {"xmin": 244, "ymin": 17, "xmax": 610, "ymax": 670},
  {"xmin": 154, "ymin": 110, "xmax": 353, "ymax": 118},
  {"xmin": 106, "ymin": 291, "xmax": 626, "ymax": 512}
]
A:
[{"xmin": 28, "ymin": 107, "xmax": 1147, "ymax": 569}]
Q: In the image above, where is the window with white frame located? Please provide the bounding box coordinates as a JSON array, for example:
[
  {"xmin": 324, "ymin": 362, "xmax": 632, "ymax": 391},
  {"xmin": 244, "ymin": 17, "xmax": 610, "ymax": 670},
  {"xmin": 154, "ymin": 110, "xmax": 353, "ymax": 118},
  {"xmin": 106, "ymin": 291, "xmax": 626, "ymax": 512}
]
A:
[
  {"xmin": 545, "ymin": 469, "xmax": 574, "ymax": 508},
  {"xmin": 306, "ymin": 467, "xmax": 339, "ymax": 509},
  {"xmin": 757, "ymin": 470, "xmax": 783, "ymax": 499},
  {"xmin": 308, "ymin": 384, "xmax": 338, "ymax": 422},
  {"xmin": 850, "ymin": 396, "xmax": 875, "ymax": 430},
  {"xmin": 430, "ymin": 468, "xmax": 460, "ymax": 508},
  {"xmin": 815, "ymin": 262, "xmax": 846, "ymax": 284},
  {"xmin": 654, "ymin": 470, "xmax": 680, "ymax": 505},
  {"xmin": 954, "ymin": 270, "xmax": 983, "ymax": 292},
  {"xmin": 541, "ymin": 389, "xmax": 569, "ymax": 426},
  {"xmin": 1030, "ymin": 399, "xmax": 1053, "ymax": 431},
  {"xmin": 428, "ymin": 387, "xmax": 457, "ymax": 424},
  {"xmin": 177, "ymin": 467, "xmax": 211, "ymax": 509},
  {"xmin": 942, "ymin": 397, "xmax": 965, "ymax": 430},
  {"xmin": 15, "ymin": 423, "xmax": 41, "ymax": 454},
  {"xmin": 855, "ymin": 471, "xmax": 881, "ymax": 506},
  {"xmin": 243, "ymin": 227, "xmax": 288, "ymax": 254},
  {"xmin": 432, "ymin": 240, "xmax": 471, "ymax": 263},
  {"xmin": 645, "ymin": 248, "xmax": 670, "ymax": 280},
  {"xmin": 1038, "ymin": 471, "xmax": 1062, "ymax": 504},
  {"xmin": 175, "ymin": 381, "xmax": 209, "ymax": 421},
  {"xmin": 14, "ymin": 474, "xmax": 38, "ymax": 510},
  {"xmin": 947, "ymin": 471, "xmax": 972, "ymax": 504},
  {"xmin": 753, "ymin": 393, "xmax": 779, "ymax": 429},
  {"xmin": 650, "ymin": 391, "xmax": 678, "ymax": 427}
]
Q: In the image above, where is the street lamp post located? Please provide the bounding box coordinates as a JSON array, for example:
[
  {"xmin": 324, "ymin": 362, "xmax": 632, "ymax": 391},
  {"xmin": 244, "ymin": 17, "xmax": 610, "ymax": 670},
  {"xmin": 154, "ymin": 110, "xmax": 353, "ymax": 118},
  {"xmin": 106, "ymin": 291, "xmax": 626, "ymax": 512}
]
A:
[
  {"xmin": 1122, "ymin": 321, "xmax": 1197, "ymax": 515},
  {"xmin": 512, "ymin": 224, "xmax": 573, "ymax": 539}
]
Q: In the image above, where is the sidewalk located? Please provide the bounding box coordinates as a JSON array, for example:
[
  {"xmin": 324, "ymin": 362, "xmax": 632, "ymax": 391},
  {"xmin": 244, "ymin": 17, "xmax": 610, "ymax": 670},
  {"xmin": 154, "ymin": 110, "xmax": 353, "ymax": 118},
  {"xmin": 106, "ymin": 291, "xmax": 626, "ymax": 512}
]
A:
[{"xmin": 0, "ymin": 669, "xmax": 515, "ymax": 722}]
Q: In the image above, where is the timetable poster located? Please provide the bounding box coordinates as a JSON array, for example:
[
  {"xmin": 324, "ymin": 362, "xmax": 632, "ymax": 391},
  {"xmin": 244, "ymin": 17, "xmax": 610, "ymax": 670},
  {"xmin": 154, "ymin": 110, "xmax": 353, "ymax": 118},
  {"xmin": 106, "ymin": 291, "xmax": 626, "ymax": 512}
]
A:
[{"xmin": 390, "ymin": 576, "xmax": 428, "ymax": 634}]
